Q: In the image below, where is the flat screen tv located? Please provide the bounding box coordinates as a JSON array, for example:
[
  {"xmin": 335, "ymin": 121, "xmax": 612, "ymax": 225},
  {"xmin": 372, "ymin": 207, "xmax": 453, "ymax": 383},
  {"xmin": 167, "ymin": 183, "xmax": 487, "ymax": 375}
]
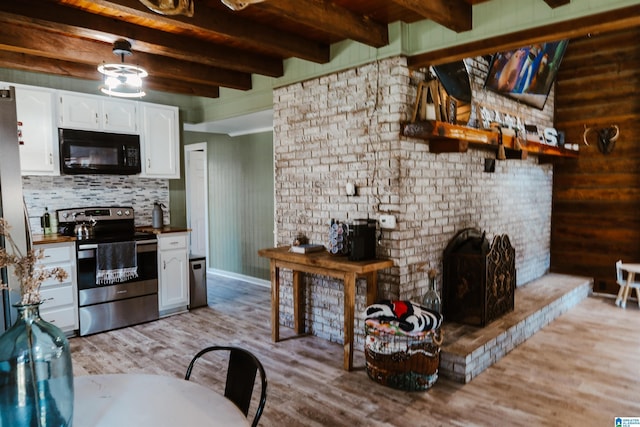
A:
[{"xmin": 483, "ymin": 40, "xmax": 569, "ymax": 109}]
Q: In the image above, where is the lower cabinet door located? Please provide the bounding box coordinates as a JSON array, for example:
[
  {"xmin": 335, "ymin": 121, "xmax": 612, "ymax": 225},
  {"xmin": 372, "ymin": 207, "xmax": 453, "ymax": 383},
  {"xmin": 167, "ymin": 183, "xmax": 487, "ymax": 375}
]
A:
[{"xmin": 159, "ymin": 248, "xmax": 189, "ymax": 311}]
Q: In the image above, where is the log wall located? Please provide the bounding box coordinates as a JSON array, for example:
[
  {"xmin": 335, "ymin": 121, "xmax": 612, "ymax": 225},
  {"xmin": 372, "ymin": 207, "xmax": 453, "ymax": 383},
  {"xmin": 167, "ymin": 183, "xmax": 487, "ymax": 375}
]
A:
[{"xmin": 552, "ymin": 27, "xmax": 640, "ymax": 294}]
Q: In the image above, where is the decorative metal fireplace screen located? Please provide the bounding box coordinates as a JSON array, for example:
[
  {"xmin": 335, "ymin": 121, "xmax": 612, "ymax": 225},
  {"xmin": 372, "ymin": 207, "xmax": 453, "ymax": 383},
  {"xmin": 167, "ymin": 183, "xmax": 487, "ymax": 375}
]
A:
[{"xmin": 442, "ymin": 228, "xmax": 516, "ymax": 327}]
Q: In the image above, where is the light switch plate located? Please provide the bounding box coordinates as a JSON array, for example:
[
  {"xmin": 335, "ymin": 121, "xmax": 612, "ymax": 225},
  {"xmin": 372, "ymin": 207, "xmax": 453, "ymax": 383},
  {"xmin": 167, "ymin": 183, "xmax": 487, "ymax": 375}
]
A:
[
  {"xmin": 346, "ymin": 182, "xmax": 356, "ymax": 196},
  {"xmin": 379, "ymin": 214, "xmax": 396, "ymax": 229}
]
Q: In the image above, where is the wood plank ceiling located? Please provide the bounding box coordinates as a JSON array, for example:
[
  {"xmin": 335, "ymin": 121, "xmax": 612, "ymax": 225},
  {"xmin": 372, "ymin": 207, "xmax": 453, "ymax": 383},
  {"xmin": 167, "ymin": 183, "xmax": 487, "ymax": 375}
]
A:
[{"xmin": 0, "ymin": 0, "xmax": 633, "ymax": 99}]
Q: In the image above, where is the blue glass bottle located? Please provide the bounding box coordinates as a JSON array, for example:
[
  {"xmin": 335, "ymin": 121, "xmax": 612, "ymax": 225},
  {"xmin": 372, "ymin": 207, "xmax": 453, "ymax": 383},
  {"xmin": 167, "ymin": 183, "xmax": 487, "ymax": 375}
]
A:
[{"xmin": 0, "ymin": 303, "xmax": 74, "ymax": 427}]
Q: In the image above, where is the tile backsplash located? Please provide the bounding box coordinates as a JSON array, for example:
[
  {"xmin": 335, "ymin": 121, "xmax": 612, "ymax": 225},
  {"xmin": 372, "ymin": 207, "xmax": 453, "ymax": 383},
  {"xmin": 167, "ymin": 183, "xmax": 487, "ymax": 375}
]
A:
[{"xmin": 22, "ymin": 175, "xmax": 170, "ymax": 234}]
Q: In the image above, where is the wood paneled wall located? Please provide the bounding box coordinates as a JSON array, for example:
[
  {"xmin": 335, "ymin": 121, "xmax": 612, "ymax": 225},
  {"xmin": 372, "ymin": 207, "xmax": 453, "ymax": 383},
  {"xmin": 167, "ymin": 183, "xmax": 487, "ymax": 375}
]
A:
[{"xmin": 551, "ymin": 27, "xmax": 640, "ymax": 294}]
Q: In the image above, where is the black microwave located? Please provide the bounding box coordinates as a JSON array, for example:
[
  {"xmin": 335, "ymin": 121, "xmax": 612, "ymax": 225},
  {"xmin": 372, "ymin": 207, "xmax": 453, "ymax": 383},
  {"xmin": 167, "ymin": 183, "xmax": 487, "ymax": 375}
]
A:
[{"xmin": 59, "ymin": 128, "xmax": 141, "ymax": 175}]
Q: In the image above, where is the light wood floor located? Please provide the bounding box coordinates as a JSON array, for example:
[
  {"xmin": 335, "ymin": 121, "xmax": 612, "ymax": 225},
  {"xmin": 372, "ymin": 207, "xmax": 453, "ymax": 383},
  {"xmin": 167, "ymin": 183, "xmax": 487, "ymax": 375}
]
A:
[{"xmin": 70, "ymin": 276, "xmax": 640, "ymax": 426}]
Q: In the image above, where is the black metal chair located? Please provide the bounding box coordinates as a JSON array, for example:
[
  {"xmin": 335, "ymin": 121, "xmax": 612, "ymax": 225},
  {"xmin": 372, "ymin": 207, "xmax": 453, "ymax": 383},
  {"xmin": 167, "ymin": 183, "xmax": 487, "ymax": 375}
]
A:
[{"xmin": 185, "ymin": 346, "xmax": 267, "ymax": 427}]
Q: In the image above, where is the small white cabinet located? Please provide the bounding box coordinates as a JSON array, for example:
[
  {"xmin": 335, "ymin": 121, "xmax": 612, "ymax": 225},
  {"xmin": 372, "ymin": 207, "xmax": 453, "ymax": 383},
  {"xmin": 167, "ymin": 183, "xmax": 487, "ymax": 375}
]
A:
[
  {"xmin": 102, "ymin": 98, "xmax": 139, "ymax": 133},
  {"xmin": 15, "ymin": 86, "xmax": 59, "ymax": 175},
  {"xmin": 58, "ymin": 92, "xmax": 138, "ymax": 134},
  {"xmin": 157, "ymin": 232, "xmax": 189, "ymax": 316},
  {"xmin": 35, "ymin": 241, "xmax": 78, "ymax": 334},
  {"xmin": 140, "ymin": 103, "xmax": 180, "ymax": 179}
]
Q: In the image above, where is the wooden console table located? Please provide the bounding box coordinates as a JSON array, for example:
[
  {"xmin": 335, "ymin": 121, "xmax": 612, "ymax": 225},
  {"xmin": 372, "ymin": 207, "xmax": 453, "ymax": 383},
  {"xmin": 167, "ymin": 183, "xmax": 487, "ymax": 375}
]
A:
[{"xmin": 258, "ymin": 246, "xmax": 393, "ymax": 371}]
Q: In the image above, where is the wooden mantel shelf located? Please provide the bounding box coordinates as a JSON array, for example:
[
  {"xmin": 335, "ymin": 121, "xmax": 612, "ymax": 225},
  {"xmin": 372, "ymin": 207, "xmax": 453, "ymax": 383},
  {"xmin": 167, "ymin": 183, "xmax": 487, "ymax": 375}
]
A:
[{"xmin": 401, "ymin": 121, "xmax": 579, "ymax": 158}]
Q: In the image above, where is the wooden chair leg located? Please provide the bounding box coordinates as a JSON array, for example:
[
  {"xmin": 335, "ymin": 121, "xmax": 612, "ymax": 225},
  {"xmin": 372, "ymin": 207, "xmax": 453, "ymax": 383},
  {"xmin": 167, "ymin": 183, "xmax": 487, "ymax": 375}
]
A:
[
  {"xmin": 622, "ymin": 284, "xmax": 632, "ymax": 308},
  {"xmin": 635, "ymin": 287, "xmax": 640, "ymax": 308},
  {"xmin": 615, "ymin": 285, "xmax": 625, "ymax": 307}
]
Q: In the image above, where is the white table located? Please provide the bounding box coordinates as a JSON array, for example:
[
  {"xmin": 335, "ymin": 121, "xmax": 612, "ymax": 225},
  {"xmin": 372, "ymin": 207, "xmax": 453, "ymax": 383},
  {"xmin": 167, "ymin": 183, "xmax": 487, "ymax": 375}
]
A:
[
  {"xmin": 616, "ymin": 263, "xmax": 640, "ymax": 309},
  {"xmin": 73, "ymin": 374, "xmax": 250, "ymax": 427}
]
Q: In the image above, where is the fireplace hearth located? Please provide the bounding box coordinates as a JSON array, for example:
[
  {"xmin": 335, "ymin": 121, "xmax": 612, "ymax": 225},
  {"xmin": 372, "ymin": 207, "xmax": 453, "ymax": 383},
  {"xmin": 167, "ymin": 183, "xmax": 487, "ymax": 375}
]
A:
[{"xmin": 442, "ymin": 228, "xmax": 516, "ymax": 327}]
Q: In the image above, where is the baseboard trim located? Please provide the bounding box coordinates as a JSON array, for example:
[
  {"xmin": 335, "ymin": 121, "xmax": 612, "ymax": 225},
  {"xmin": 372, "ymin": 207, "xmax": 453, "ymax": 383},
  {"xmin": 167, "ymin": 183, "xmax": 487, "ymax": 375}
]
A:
[{"xmin": 207, "ymin": 268, "xmax": 270, "ymax": 288}]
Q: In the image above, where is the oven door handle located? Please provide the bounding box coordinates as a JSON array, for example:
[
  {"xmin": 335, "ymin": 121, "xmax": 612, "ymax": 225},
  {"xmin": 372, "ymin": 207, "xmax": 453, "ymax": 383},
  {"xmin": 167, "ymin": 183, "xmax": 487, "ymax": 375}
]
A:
[
  {"xmin": 78, "ymin": 244, "xmax": 98, "ymax": 250},
  {"xmin": 77, "ymin": 247, "xmax": 96, "ymax": 259},
  {"xmin": 137, "ymin": 242, "xmax": 158, "ymax": 254},
  {"xmin": 77, "ymin": 241, "xmax": 157, "ymax": 258}
]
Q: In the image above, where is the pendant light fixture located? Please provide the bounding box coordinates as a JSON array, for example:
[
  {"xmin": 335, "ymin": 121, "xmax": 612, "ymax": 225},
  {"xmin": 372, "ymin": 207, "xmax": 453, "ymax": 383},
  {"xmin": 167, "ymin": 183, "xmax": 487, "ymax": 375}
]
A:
[{"xmin": 98, "ymin": 39, "xmax": 148, "ymax": 98}]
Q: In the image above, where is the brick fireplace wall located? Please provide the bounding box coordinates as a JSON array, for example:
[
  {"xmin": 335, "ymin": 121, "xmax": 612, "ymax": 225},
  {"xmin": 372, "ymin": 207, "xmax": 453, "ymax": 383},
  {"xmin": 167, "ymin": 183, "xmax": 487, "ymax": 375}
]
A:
[{"xmin": 272, "ymin": 56, "xmax": 555, "ymax": 345}]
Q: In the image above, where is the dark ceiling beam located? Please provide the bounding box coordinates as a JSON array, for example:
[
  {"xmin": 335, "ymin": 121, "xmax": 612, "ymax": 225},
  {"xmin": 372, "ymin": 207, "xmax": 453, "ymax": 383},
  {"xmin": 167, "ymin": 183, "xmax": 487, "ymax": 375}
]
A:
[
  {"xmin": 0, "ymin": 18, "xmax": 251, "ymax": 90},
  {"xmin": 254, "ymin": 0, "xmax": 388, "ymax": 47},
  {"xmin": 407, "ymin": 5, "xmax": 640, "ymax": 68},
  {"xmin": 544, "ymin": 0, "xmax": 571, "ymax": 8},
  {"xmin": 54, "ymin": 0, "xmax": 330, "ymax": 64},
  {"xmin": 0, "ymin": 1, "xmax": 283, "ymax": 77},
  {"xmin": 0, "ymin": 51, "xmax": 220, "ymax": 98},
  {"xmin": 145, "ymin": 76, "xmax": 220, "ymax": 98},
  {"xmin": 391, "ymin": 0, "xmax": 472, "ymax": 32}
]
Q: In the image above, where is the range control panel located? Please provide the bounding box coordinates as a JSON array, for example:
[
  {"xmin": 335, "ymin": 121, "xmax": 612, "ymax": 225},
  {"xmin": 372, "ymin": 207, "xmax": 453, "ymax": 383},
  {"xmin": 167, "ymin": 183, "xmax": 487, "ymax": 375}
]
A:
[{"xmin": 57, "ymin": 206, "xmax": 134, "ymax": 223}]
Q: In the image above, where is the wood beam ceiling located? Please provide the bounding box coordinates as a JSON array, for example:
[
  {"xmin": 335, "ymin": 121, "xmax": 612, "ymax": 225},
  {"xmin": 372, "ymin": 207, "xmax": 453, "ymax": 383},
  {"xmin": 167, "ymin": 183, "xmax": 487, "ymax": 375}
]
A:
[
  {"xmin": 0, "ymin": 1, "xmax": 283, "ymax": 77},
  {"xmin": 0, "ymin": 0, "xmax": 627, "ymax": 99},
  {"xmin": 54, "ymin": 0, "xmax": 330, "ymax": 63},
  {"xmin": 0, "ymin": 15, "xmax": 251, "ymax": 90},
  {"xmin": 252, "ymin": 0, "xmax": 389, "ymax": 47},
  {"xmin": 0, "ymin": 50, "xmax": 220, "ymax": 98},
  {"xmin": 392, "ymin": 0, "xmax": 472, "ymax": 32}
]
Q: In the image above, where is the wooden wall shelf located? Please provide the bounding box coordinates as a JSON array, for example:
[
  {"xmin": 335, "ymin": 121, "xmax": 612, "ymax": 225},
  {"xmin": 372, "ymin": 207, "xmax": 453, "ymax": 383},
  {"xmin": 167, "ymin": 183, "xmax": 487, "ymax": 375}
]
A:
[{"xmin": 401, "ymin": 121, "xmax": 579, "ymax": 159}]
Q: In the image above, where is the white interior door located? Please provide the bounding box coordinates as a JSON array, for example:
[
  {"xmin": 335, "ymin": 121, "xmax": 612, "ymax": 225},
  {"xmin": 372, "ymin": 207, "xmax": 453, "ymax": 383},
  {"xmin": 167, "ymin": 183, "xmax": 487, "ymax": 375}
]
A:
[{"xmin": 185, "ymin": 144, "xmax": 208, "ymax": 261}]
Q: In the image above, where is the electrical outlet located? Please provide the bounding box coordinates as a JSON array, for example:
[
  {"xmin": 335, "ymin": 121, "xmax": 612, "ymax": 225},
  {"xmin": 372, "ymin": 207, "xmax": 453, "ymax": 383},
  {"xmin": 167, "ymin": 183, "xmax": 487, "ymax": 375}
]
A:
[{"xmin": 379, "ymin": 214, "xmax": 396, "ymax": 229}]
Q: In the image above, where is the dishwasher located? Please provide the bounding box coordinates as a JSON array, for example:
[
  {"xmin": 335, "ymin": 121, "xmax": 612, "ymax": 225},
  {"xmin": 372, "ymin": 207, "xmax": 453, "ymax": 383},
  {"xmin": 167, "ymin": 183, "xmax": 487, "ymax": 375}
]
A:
[{"xmin": 189, "ymin": 255, "xmax": 208, "ymax": 309}]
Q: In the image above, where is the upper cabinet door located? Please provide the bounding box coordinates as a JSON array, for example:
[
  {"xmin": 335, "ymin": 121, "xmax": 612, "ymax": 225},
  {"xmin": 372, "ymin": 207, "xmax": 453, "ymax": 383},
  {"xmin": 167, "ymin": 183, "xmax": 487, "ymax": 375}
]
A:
[
  {"xmin": 58, "ymin": 93, "xmax": 101, "ymax": 130},
  {"xmin": 58, "ymin": 92, "xmax": 138, "ymax": 134},
  {"xmin": 140, "ymin": 103, "xmax": 180, "ymax": 179},
  {"xmin": 102, "ymin": 99, "xmax": 138, "ymax": 133},
  {"xmin": 16, "ymin": 86, "xmax": 59, "ymax": 175}
]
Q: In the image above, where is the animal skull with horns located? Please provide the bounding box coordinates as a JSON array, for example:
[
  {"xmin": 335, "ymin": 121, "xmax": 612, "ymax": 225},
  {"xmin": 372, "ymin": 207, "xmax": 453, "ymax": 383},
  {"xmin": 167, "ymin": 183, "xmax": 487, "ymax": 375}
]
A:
[
  {"xmin": 583, "ymin": 125, "xmax": 620, "ymax": 154},
  {"xmin": 137, "ymin": 0, "xmax": 265, "ymax": 15},
  {"xmin": 138, "ymin": 0, "xmax": 193, "ymax": 16},
  {"xmin": 221, "ymin": 0, "xmax": 266, "ymax": 10}
]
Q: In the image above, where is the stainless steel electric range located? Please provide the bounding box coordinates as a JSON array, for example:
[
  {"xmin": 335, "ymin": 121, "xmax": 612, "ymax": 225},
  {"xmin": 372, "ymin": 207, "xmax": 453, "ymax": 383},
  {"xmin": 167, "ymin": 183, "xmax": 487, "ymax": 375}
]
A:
[{"xmin": 57, "ymin": 206, "xmax": 158, "ymax": 336}]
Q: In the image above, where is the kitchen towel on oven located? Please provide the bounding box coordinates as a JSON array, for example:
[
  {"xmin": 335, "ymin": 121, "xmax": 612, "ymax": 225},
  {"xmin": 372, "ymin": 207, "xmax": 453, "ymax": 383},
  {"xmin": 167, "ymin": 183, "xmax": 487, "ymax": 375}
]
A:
[{"xmin": 96, "ymin": 241, "xmax": 139, "ymax": 285}]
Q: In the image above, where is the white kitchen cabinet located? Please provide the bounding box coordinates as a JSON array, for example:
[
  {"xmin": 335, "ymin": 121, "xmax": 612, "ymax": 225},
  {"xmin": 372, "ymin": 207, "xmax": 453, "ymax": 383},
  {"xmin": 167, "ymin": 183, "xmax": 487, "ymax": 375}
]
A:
[
  {"xmin": 15, "ymin": 86, "xmax": 59, "ymax": 175},
  {"xmin": 140, "ymin": 103, "xmax": 180, "ymax": 179},
  {"xmin": 58, "ymin": 92, "xmax": 100, "ymax": 130},
  {"xmin": 58, "ymin": 92, "xmax": 138, "ymax": 134},
  {"xmin": 157, "ymin": 232, "xmax": 189, "ymax": 316},
  {"xmin": 35, "ymin": 241, "xmax": 78, "ymax": 334},
  {"xmin": 102, "ymin": 98, "xmax": 138, "ymax": 133}
]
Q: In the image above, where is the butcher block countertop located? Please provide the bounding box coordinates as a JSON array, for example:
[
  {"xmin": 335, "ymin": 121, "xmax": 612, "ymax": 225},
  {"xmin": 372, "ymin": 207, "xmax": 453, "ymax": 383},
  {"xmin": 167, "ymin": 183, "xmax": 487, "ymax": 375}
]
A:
[
  {"xmin": 32, "ymin": 233, "xmax": 76, "ymax": 245},
  {"xmin": 136, "ymin": 226, "xmax": 191, "ymax": 234}
]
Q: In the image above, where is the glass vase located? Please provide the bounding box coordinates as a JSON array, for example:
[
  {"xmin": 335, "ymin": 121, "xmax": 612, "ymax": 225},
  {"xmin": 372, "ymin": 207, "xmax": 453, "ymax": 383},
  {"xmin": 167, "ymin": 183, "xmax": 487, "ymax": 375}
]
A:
[
  {"xmin": 422, "ymin": 276, "xmax": 442, "ymax": 314},
  {"xmin": 0, "ymin": 303, "xmax": 74, "ymax": 427}
]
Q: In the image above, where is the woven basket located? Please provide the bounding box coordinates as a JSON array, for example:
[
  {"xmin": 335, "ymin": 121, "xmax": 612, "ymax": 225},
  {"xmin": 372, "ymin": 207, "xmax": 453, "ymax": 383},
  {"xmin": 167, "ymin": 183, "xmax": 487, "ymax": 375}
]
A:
[{"xmin": 364, "ymin": 322, "xmax": 442, "ymax": 391}]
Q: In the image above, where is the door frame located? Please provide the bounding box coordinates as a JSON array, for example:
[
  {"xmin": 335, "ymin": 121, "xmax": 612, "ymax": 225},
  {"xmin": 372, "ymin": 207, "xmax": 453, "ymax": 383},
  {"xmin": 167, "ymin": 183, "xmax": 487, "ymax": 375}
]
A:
[{"xmin": 184, "ymin": 142, "xmax": 209, "ymax": 266}]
